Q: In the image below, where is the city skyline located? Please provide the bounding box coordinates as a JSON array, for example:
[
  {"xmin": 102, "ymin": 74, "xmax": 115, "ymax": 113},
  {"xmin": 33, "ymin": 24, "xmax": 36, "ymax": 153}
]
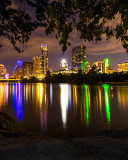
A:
[
  {"xmin": 1, "ymin": 35, "xmax": 128, "ymax": 76},
  {"xmin": 1, "ymin": 1, "xmax": 128, "ymax": 76},
  {"xmin": 0, "ymin": 37, "xmax": 128, "ymax": 75}
]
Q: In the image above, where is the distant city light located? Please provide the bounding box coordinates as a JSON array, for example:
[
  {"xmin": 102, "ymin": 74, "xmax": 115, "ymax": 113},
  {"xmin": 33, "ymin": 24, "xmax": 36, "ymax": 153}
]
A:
[
  {"xmin": 5, "ymin": 74, "xmax": 9, "ymax": 79},
  {"xmin": 102, "ymin": 84, "xmax": 111, "ymax": 126},
  {"xmin": 13, "ymin": 60, "xmax": 23, "ymax": 72},
  {"xmin": 105, "ymin": 59, "xmax": 109, "ymax": 67},
  {"xmin": 41, "ymin": 44, "xmax": 47, "ymax": 47},
  {"xmin": 84, "ymin": 85, "xmax": 89, "ymax": 126},
  {"xmin": 61, "ymin": 59, "xmax": 67, "ymax": 63},
  {"xmin": 60, "ymin": 59, "xmax": 68, "ymax": 70}
]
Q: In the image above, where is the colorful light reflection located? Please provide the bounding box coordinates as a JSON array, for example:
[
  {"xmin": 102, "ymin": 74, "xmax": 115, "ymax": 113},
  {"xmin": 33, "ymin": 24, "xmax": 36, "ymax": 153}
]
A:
[
  {"xmin": 60, "ymin": 84, "xmax": 68, "ymax": 128},
  {"xmin": 102, "ymin": 84, "xmax": 111, "ymax": 127},
  {"xmin": 5, "ymin": 74, "xmax": 9, "ymax": 79},
  {"xmin": 36, "ymin": 83, "xmax": 47, "ymax": 133},
  {"xmin": 13, "ymin": 83, "xmax": 23, "ymax": 121},
  {"xmin": 0, "ymin": 84, "xmax": 5, "ymax": 108},
  {"xmin": 84, "ymin": 85, "xmax": 89, "ymax": 126}
]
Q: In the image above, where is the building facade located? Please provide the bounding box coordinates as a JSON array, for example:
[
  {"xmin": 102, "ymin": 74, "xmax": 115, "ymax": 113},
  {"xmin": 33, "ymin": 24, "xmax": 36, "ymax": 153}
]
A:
[
  {"xmin": 60, "ymin": 59, "xmax": 68, "ymax": 70},
  {"xmin": 117, "ymin": 62, "xmax": 128, "ymax": 72},
  {"xmin": 104, "ymin": 59, "xmax": 110, "ymax": 74},
  {"xmin": 22, "ymin": 62, "xmax": 33, "ymax": 78},
  {"xmin": 13, "ymin": 60, "xmax": 33, "ymax": 79},
  {"xmin": 41, "ymin": 44, "xmax": 48, "ymax": 74},
  {"xmin": 32, "ymin": 56, "xmax": 45, "ymax": 79},
  {"xmin": 51, "ymin": 70, "xmax": 78, "ymax": 75},
  {"xmin": 72, "ymin": 45, "xmax": 86, "ymax": 71},
  {"xmin": 86, "ymin": 62, "xmax": 94, "ymax": 73},
  {"xmin": 94, "ymin": 60, "xmax": 105, "ymax": 73},
  {"xmin": 107, "ymin": 69, "xmax": 116, "ymax": 74},
  {"xmin": 0, "ymin": 64, "xmax": 7, "ymax": 78},
  {"xmin": 13, "ymin": 60, "xmax": 23, "ymax": 78},
  {"xmin": 33, "ymin": 56, "xmax": 42, "ymax": 74},
  {"xmin": 86, "ymin": 59, "xmax": 110, "ymax": 74}
]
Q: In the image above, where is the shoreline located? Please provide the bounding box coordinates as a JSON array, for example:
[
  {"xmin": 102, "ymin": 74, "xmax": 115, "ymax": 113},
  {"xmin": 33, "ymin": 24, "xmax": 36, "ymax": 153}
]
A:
[
  {"xmin": 97, "ymin": 81, "xmax": 128, "ymax": 85},
  {"xmin": 0, "ymin": 81, "xmax": 128, "ymax": 85},
  {"xmin": 1, "ymin": 81, "xmax": 128, "ymax": 85},
  {"xmin": 1, "ymin": 112, "xmax": 128, "ymax": 159}
]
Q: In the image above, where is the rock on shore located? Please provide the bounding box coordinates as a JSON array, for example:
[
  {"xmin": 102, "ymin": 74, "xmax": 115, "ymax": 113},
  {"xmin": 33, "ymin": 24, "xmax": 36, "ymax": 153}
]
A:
[{"xmin": 1, "ymin": 112, "xmax": 128, "ymax": 160}]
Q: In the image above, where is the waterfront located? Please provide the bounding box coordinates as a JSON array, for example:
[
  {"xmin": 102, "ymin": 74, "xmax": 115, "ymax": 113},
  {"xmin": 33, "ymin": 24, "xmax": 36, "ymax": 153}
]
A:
[{"xmin": 0, "ymin": 82, "xmax": 128, "ymax": 138}]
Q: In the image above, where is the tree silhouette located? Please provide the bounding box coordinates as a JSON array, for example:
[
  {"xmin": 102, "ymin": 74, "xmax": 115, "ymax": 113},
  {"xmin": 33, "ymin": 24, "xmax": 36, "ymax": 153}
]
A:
[
  {"xmin": 1, "ymin": 0, "xmax": 128, "ymax": 53},
  {"xmin": 0, "ymin": 0, "xmax": 45, "ymax": 52}
]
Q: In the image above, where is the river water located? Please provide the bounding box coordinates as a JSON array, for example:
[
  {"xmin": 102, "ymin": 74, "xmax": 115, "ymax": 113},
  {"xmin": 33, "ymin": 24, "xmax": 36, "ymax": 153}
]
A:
[{"xmin": 0, "ymin": 82, "xmax": 128, "ymax": 138}]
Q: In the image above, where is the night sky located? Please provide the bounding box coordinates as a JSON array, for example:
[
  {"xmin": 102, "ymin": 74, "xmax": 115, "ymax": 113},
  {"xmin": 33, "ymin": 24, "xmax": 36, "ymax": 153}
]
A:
[{"xmin": 1, "ymin": 1, "xmax": 128, "ymax": 76}]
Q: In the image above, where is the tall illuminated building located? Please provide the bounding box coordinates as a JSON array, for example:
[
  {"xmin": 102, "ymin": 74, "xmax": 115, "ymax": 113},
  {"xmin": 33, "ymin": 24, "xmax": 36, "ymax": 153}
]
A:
[
  {"xmin": 72, "ymin": 45, "xmax": 86, "ymax": 71},
  {"xmin": 60, "ymin": 59, "xmax": 68, "ymax": 70},
  {"xmin": 22, "ymin": 62, "xmax": 33, "ymax": 78},
  {"xmin": 33, "ymin": 56, "xmax": 45, "ymax": 79},
  {"xmin": 0, "ymin": 64, "xmax": 7, "ymax": 78},
  {"xmin": 13, "ymin": 60, "xmax": 33, "ymax": 78},
  {"xmin": 13, "ymin": 60, "xmax": 23, "ymax": 78},
  {"xmin": 41, "ymin": 44, "xmax": 48, "ymax": 74},
  {"xmin": 33, "ymin": 56, "xmax": 42, "ymax": 74},
  {"xmin": 104, "ymin": 59, "xmax": 110, "ymax": 74}
]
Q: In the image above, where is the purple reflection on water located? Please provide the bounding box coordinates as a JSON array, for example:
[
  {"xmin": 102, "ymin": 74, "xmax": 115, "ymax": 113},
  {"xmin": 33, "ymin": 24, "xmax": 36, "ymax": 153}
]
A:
[
  {"xmin": 13, "ymin": 83, "xmax": 23, "ymax": 121},
  {"xmin": 68, "ymin": 85, "xmax": 71, "ymax": 110}
]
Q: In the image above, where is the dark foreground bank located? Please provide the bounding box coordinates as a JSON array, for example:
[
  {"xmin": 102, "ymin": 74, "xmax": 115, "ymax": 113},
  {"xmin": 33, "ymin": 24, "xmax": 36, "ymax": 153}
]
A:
[{"xmin": 0, "ymin": 112, "xmax": 128, "ymax": 160}]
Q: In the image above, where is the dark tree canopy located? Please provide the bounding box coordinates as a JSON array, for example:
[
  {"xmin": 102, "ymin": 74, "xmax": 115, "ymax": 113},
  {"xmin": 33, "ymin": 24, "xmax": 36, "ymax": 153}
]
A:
[
  {"xmin": 1, "ymin": 0, "xmax": 128, "ymax": 53},
  {"xmin": 0, "ymin": 0, "xmax": 44, "ymax": 52}
]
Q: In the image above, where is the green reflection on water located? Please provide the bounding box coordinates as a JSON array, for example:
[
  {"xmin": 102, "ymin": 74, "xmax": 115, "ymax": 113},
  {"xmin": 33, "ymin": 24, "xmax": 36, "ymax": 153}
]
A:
[
  {"xmin": 84, "ymin": 85, "xmax": 89, "ymax": 126},
  {"xmin": 102, "ymin": 84, "xmax": 111, "ymax": 127}
]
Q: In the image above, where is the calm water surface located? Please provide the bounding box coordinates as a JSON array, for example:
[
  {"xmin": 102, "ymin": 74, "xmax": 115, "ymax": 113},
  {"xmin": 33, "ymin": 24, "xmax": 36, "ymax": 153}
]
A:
[{"xmin": 0, "ymin": 82, "xmax": 128, "ymax": 138}]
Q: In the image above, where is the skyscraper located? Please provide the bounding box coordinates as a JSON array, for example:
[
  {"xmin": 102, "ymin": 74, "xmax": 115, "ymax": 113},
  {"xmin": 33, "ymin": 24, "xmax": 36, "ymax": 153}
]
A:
[
  {"xmin": 32, "ymin": 56, "xmax": 45, "ymax": 79},
  {"xmin": 13, "ymin": 60, "xmax": 23, "ymax": 78},
  {"xmin": 13, "ymin": 60, "xmax": 33, "ymax": 78},
  {"xmin": 0, "ymin": 64, "xmax": 7, "ymax": 78},
  {"xmin": 33, "ymin": 56, "xmax": 42, "ymax": 74},
  {"xmin": 41, "ymin": 44, "xmax": 48, "ymax": 74},
  {"xmin": 60, "ymin": 59, "xmax": 68, "ymax": 70},
  {"xmin": 104, "ymin": 58, "xmax": 110, "ymax": 74},
  {"xmin": 72, "ymin": 45, "xmax": 86, "ymax": 71},
  {"xmin": 22, "ymin": 62, "xmax": 33, "ymax": 77}
]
